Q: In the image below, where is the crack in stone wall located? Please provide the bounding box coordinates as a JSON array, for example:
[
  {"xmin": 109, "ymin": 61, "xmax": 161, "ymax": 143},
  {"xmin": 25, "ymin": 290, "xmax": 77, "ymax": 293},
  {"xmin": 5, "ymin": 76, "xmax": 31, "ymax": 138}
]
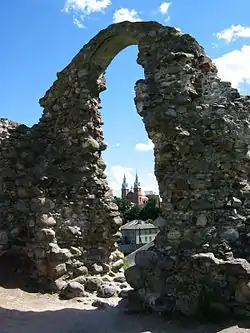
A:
[{"xmin": 1, "ymin": 21, "xmax": 250, "ymax": 313}]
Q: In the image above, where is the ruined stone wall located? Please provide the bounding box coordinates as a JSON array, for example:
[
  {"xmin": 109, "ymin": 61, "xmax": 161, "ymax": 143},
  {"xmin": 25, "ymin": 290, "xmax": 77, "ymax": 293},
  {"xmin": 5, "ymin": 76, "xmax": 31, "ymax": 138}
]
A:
[
  {"xmin": 1, "ymin": 21, "xmax": 250, "ymax": 314},
  {"xmin": 0, "ymin": 119, "xmax": 30, "ymax": 252},
  {"xmin": 127, "ymin": 34, "xmax": 250, "ymax": 316}
]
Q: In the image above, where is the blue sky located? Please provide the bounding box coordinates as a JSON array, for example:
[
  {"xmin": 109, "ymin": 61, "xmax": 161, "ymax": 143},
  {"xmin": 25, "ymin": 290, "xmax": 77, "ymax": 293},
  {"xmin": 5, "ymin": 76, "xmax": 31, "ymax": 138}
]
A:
[{"xmin": 1, "ymin": 0, "xmax": 250, "ymax": 197}]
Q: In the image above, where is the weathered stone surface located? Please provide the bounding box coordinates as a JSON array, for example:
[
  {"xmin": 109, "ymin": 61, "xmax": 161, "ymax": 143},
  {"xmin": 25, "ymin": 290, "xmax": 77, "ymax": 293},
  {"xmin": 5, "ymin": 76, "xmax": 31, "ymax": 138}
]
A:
[
  {"xmin": 118, "ymin": 288, "xmax": 131, "ymax": 299},
  {"xmin": 92, "ymin": 299, "xmax": 107, "ymax": 309},
  {"xmin": 125, "ymin": 266, "xmax": 144, "ymax": 290},
  {"xmin": 49, "ymin": 244, "xmax": 72, "ymax": 261},
  {"xmin": 92, "ymin": 263, "xmax": 103, "ymax": 274},
  {"xmin": 53, "ymin": 263, "xmax": 67, "ymax": 278},
  {"xmin": 36, "ymin": 229, "xmax": 56, "ymax": 243},
  {"xmin": 113, "ymin": 273, "xmax": 126, "ymax": 283},
  {"xmin": 85, "ymin": 277, "xmax": 102, "ymax": 292},
  {"xmin": 135, "ymin": 251, "xmax": 158, "ymax": 269},
  {"xmin": 40, "ymin": 214, "xmax": 57, "ymax": 227},
  {"xmin": 70, "ymin": 246, "xmax": 82, "ymax": 257},
  {"xmin": 71, "ymin": 275, "xmax": 86, "ymax": 285},
  {"xmin": 74, "ymin": 265, "xmax": 88, "ymax": 276},
  {"xmin": 97, "ymin": 284, "xmax": 118, "ymax": 298},
  {"xmin": 153, "ymin": 216, "xmax": 166, "ymax": 228},
  {"xmin": 111, "ymin": 259, "xmax": 124, "ymax": 272},
  {"xmin": 0, "ymin": 231, "xmax": 8, "ymax": 246},
  {"xmin": 52, "ymin": 278, "xmax": 67, "ymax": 291},
  {"xmin": 59, "ymin": 281, "xmax": 86, "ymax": 300},
  {"xmin": 235, "ymin": 281, "xmax": 250, "ymax": 303},
  {"xmin": 2, "ymin": 21, "xmax": 250, "ymax": 317}
]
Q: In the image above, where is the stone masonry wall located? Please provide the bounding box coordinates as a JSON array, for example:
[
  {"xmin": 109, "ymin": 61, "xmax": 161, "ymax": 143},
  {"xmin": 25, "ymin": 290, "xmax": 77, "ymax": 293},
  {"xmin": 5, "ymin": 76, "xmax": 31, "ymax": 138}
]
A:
[
  {"xmin": 0, "ymin": 119, "xmax": 30, "ymax": 251},
  {"xmin": 1, "ymin": 21, "xmax": 250, "ymax": 313},
  {"xmin": 127, "ymin": 29, "xmax": 250, "ymax": 316}
]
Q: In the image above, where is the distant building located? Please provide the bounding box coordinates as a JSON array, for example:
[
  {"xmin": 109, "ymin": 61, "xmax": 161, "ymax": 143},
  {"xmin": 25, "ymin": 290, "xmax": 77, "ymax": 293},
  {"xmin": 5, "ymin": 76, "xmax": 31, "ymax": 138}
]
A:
[
  {"xmin": 144, "ymin": 190, "xmax": 157, "ymax": 196},
  {"xmin": 121, "ymin": 172, "xmax": 148, "ymax": 206},
  {"xmin": 118, "ymin": 219, "xmax": 159, "ymax": 255}
]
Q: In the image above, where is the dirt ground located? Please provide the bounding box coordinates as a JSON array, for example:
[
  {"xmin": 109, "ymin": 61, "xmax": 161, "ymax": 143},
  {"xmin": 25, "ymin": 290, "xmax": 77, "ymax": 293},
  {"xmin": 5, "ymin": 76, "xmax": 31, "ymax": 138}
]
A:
[{"xmin": 1, "ymin": 286, "xmax": 250, "ymax": 333}]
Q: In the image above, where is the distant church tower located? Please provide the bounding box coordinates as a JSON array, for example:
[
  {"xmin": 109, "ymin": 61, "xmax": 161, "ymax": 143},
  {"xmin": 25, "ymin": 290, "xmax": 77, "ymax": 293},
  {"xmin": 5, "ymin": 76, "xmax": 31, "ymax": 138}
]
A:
[
  {"xmin": 121, "ymin": 172, "xmax": 145, "ymax": 206},
  {"xmin": 121, "ymin": 174, "xmax": 129, "ymax": 200},
  {"xmin": 133, "ymin": 172, "xmax": 143, "ymax": 206}
]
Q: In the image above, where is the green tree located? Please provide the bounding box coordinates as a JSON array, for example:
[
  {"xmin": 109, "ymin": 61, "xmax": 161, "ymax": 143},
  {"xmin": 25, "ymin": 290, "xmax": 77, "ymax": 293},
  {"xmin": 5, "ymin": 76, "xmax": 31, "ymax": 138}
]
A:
[
  {"xmin": 114, "ymin": 196, "xmax": 160, "ymax": 224},
  {"xmin": 139, "ymin": 197, "xmax": 160, "ymax": 221},
  {"xmin": 114, "ymin": 196, "xmax": 133, "ymax": 222},
  {"xmin": 124, "ymin": 204, "xmax": 142, "ymax": 222}
]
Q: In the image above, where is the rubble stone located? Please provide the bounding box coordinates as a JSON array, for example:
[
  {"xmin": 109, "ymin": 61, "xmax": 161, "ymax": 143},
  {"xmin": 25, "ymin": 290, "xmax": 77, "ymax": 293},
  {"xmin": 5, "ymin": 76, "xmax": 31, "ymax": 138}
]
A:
[
  {"xmin": 59, "ymin": 281, "xmax": 86, "ymax": 300},
  {"xmin": 97, "ymin": 284, "xmax": 118, "ymax": 298}
]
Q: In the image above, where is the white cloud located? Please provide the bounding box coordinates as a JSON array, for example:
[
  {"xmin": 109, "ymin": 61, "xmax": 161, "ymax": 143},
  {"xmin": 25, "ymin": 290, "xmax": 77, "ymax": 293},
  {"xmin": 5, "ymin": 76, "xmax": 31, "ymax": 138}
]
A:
[
  {"xmin": 213, "ymin": 45, "xmax": 250, "ymax": 88},
  {"xmin": 159, "ymin": 2, "xmax": 171, "ymax": 14},
  {"xmin": 64, "ymin": 0, "xmax": 111, "ymax": 13},
  {"xmin": 64, "ymin": 0, "xmax": 111, "ymax": 27},
  {"xmin": 113, "ymin": 8, "xmax": 141, "ymax": 23},
  {"xmin": 112, "ymin": 143, "xmax": 120, "ymax": 148},
  {"xmin": 106, "ymin": 165, "xmax": 134, "ymax": 197},
  {"xmin": 135, "ymin": 139, "xmax": 154, "ymax": 151},
  {"xmin": 73, "ymin": 16, "xmax": 84, "ymax": 28},
  {"xmin": 216, "ymin": 25, "xmax": 250, "ymax": 43},
  {"xmin": 164, "ymin": 15, "xmax": 170, "ymax": 23}
]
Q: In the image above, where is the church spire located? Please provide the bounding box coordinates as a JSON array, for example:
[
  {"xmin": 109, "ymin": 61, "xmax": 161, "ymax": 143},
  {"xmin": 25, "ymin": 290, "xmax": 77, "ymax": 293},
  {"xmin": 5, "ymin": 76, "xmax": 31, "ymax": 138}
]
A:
[
  {"xmin": 122, "ymin": 174, "xmax": 128, "ymax": 189},
  {"xmin": 134, "ymin": 171, "xmax": 141, "ymax": 189}
]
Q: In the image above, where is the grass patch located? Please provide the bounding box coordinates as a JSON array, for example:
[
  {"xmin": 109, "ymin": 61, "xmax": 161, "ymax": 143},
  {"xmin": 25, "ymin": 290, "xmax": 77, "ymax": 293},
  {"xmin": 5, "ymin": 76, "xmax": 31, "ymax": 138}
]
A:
[{"xmin": 123, "ymin": 257, "xmax": 129, "ymax": 271}]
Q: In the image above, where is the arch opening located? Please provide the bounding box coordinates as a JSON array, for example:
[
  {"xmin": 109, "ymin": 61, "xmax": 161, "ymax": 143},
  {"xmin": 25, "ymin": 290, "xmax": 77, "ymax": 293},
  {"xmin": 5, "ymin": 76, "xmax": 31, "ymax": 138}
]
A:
[
  {"xmin": 99, "ymin": 43, "xmax": 158, "ymax": 234},
  {"xmin": 86, "ymin": 32, "xmax": 161, "ymax": 232}
]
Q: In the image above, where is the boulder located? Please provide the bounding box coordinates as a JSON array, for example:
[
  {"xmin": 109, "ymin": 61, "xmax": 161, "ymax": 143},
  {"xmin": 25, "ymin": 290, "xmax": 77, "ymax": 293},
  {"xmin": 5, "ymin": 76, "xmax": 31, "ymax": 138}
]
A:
[
  {"xmin": 60, "ymin": 281, "xmax": 86, "ymax": 300},
  {"xmin": 53, "ymin": 263, "xmax": 67, "ymax": 278},
  {"xmin": 113, "ymin": 273, "xmax": 126, "ymax": 283},
  {"xmin": 235, "ymin": 281, "xmax": 250, "ymax": 303},
  {"xmin": 97, "ymin": 284, "xmax": 118, "ymax": 298},
  {"xmin": 111, "ymin": 259, "xmax": 124, "ymax": 272},
  {"xmin": 74, "ymin": 265, "xmax": 88, "ymax": 276},
  {"xmin": 71, "ymin": 275, "xmax": 86, "ymax": 285},
  {"xmin": 92, "ymin": 299, "xmax": 107, "ymax": 309},
  {"xmin": 85, "ymin": 276, "xmax": 102, "ymax": 292},
  {"xmin": 125, "ymin": 265, "xmax": 144, "ymax": 290},
  {"xmin": 92, "ymin": 263, "xmax": 103, "ymax": 274}
]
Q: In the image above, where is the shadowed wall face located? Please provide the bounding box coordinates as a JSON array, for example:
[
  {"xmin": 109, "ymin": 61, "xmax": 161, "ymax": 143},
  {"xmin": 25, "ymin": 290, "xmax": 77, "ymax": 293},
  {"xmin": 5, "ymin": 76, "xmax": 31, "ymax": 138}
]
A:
[{"xmin": 2, "ymin": 22, "xmax": 250, "ymax": 315}]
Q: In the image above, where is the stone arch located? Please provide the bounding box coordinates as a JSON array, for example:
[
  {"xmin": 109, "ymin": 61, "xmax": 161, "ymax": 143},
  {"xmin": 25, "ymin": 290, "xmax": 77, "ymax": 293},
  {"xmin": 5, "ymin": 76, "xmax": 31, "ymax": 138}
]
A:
[
  {"xmin": 36, "ymin": 21, "xmax": 206, "ymax": 269},
  {"xmin": 88, "ymin": 33, "xmax": 137, "ymax": 71},
  {"xmin": 2, "ymin": 21, "xmax": 250, "ymax": 314}
]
